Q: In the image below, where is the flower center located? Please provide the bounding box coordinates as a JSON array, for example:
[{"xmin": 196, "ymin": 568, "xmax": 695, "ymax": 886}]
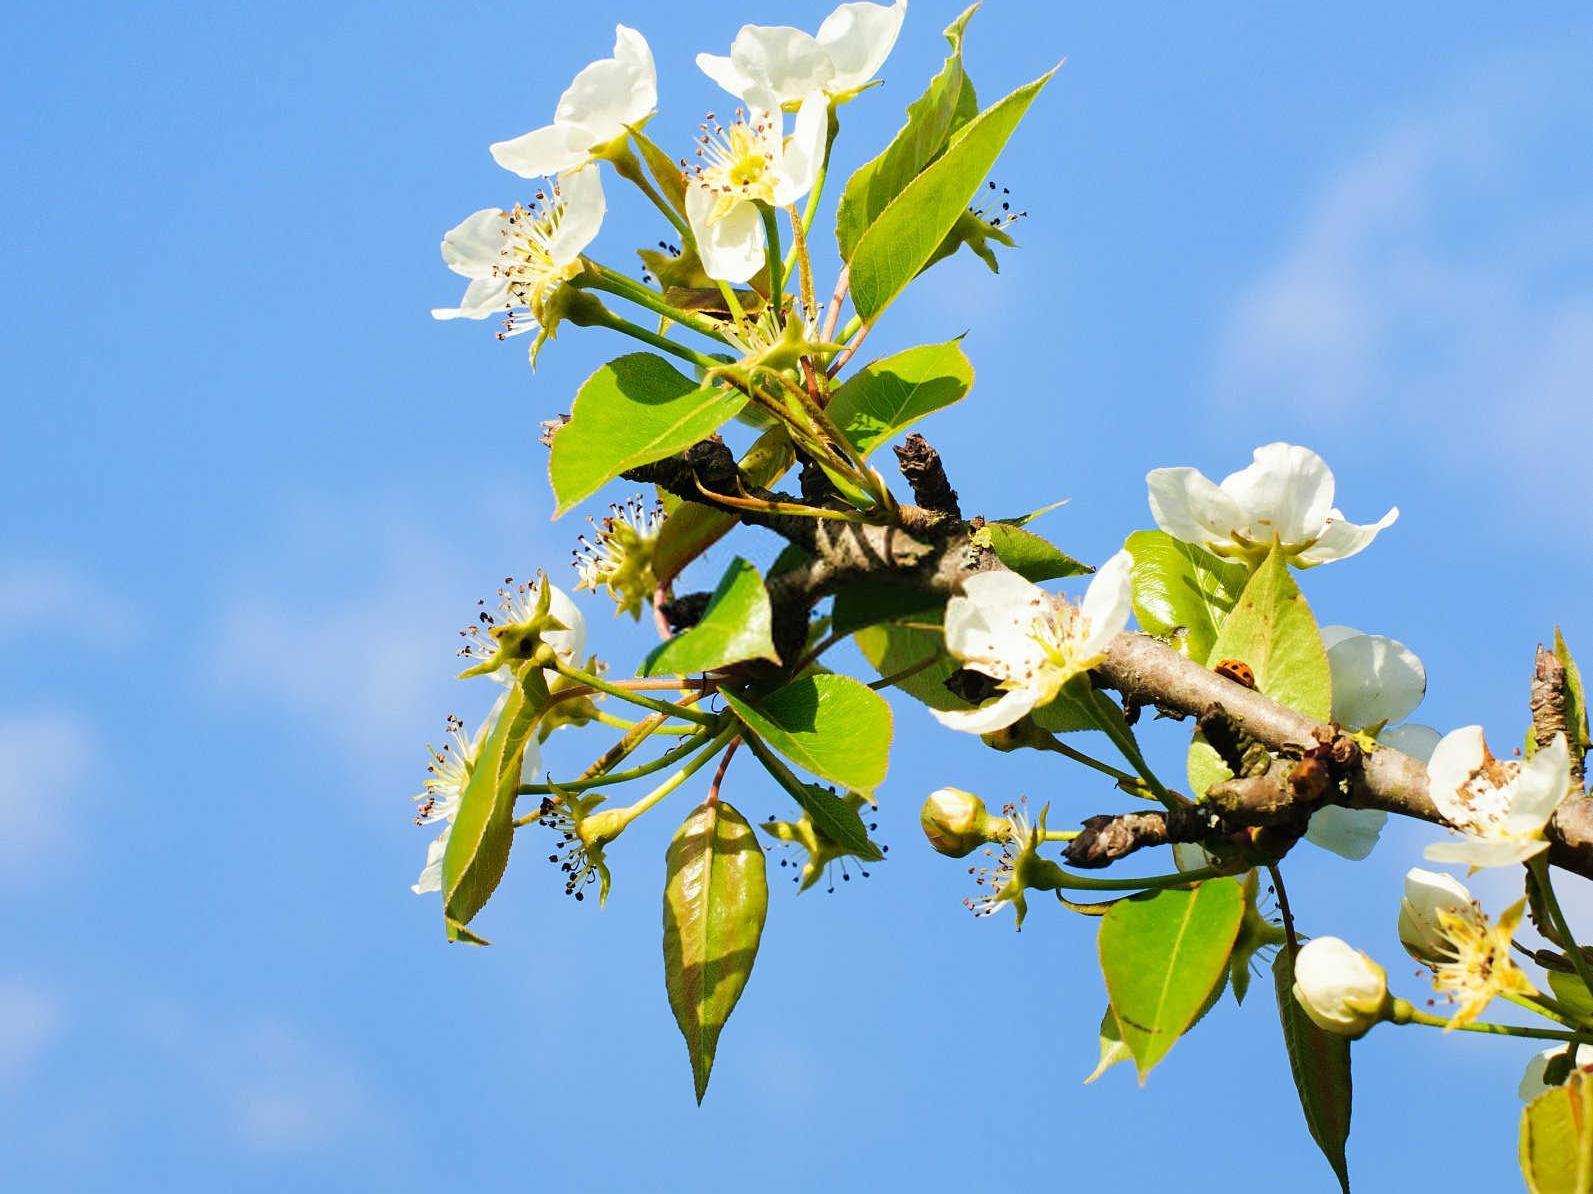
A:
[
  {"xmin": 1450, "ymin": 756, "xmax": 1521, "ymax": 836},
  {"xmin": 494, "ymin": 190, "xmax": 582, "ymax": 325},
  {"xmin": 692, "ymin": 111, "xmax": 778, "ymax": 213},
  {"xmin": 1028, "ymin": 603, "xmax": 1089, "ymax": 672}
]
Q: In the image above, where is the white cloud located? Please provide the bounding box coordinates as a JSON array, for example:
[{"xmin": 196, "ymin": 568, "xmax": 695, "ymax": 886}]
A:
[
  {"xmin": 1215, "ymin": 48, "xmax": 1593, "ymax": 512},
  {"xmin": 0, "ymin": 710, "xmax": 94, "ymax": 877},
  {"xmin": 224, "ymin": 1020, "xmax": 377, "ymax": 1154},
  {"xmin": 0, "ymin": 562, "xmax": 140, "ymax": 647},
  {"xmin": 0, "ymin": 980, "xmax": 61, "ymax": 1083}
]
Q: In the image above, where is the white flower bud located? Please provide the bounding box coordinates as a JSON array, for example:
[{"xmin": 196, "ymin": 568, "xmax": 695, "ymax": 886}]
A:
[
  {"xmin": 921, "ymin": 787, "xmax": 996, "ymax": 858},
  {"xmin": 1397, "ymin": 867, "xmax": 1473, "ymax": 966},
  {"xmin": 1292, "ymin": 937, "xmax": 1389, "ymax": 1038}
]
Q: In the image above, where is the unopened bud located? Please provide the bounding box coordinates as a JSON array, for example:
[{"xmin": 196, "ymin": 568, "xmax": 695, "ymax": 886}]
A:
[
  {"xmin": 920, "ymin": 788, "xmax": 1006, "ymax": 858},
  {"xmin": 1292, "ymin": 936, "xmax": 1390, "ymax": 1038},
  {"xmin": 1397, "ymin": 867, "xmax": 1472, "ymax": 966}
]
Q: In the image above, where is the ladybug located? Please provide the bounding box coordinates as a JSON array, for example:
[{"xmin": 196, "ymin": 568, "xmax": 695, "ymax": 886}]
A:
[{"xmin": 1214, "ymin": 658, "xmax": 1256, "ymax": 689}]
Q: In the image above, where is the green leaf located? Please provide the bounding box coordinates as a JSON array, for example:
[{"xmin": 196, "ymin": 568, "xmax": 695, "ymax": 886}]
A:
[
  {"xmin": 640, "ymin": 557, "xmax": 778, "ymax": 677},
  {"xmin": 1083, "ymin": 1006, "xmax": 1134, "ymax": 1085},
  {"xmin": 721, "ymin": 674, "xmax": 893, "ymax": 793},
  {"xmin": 1098, "ymin": 879, "xmax": 1244, "ymax": 1080},
  {"xmin": 972, "ymin": 522, "xmax": 1092, "ymax": 582},
  {"xmin": 628, "ymin": 127, "xmax": 687, "ymax": 218},
  {"xmin": 849, "ymin": 67, "xmax": 1056, "ymax": 322},
  {"xmin": 832, "ymin": 582, "xmax": 943, "ymax": 637},
  {"xmin": 791, "ymin": 784, "xmax": 883, "ymax": 862},
  {"xmin": 441, "ymin": 679, "xmax": 542, "ymax": 943},
  {"xmin": 855, "ymin": 620, "xmax": 960, "ymax": 712},
  {"xmin": 836, "ymin": 5, "xmax": 978, "ymax": 260},
  {"xmin": 1548, "ymin": 970, "xmax": 1593, "ymax": 1021},
  {"xmin": 826, "ymin": 341, "xmax": 973, "ymax": 458},
  {"xmin": 1188, "ymin": 546, "xmax": 1331, "ymax": 799},
  {"xmin": 1522, "ymin": 1066, "xmax": 1593, "ymax": 1192},
  {"xmin": 996, "ymin": 499, "xmax": 1068, "ymax": 527},
  {"xmin": 651, "ymin": 427, "xmax": 794, "ymax": 587},
  {"xmin": 1029, "ymin": 686, "xmax": 1100, "ymax": 734},
  {"xmin": 663, "ymin": 799, "xmax": 768, "ymax": 1102},
  {"xmin": 1556, "ymin": 627, "xmax": 1590, "ymax": 755},
  {"xmin": 550, "ymin": 353, "xmax": 749, "ymax": 516},
  {"xmin": 1125, "ymin": 530, "xmax": 1249, "ymax": 665},
  {"xmin": 1273, "ymin": 948, "xmax": 1353, "ymax": 1193}
]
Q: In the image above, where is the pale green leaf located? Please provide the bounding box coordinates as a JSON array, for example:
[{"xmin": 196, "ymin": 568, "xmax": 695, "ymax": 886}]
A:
[
  {"xmin": 849, "ymin": 68, "xmax": 1055, "ymax": 322},
  {"xmin": 827, "ymin": 341, "xmax": 973, "ymax": 458},
  {"xmin": 1521, "ymin": 1067, "xmax": 1593, "ymax": 1193},
  {"xmin": 1274, "ymin": 948, "xmax": 1354, "ymax": 1193},
  {"xmin": 1188, "ymin": 546, "xmax": 1331, "ymax": 799},
  {"xmin": 855, "ymin": 620, "xmax": 960, "ymax": 712},
  {"xmin": 1083, "ymin": 1006, "xmax": 1134, "ymax": 1084},
  {"xmin": 640, "ymin": 557, "xmax": 778, "ymax": 677},
  {"xmin": 1125, "ymin": 529, "xmax": 1248, "ymax": 665},
  {"xmin": 721, "ymin": 674, "xmax": 892, "ymax": 793},
  {"xmin": 972, "ymin": 522, "xmax": 1091, "ymax": 582},
  {"xmin": 1098, "ymin": 879, "xmax": 1243, "ymax": 1080},
  {"xmin": 550, "ymin": 353, "xmax": 748, "ymax": 516},
  {"xmin": 663, "ymin": 799, "xmax": 767, "ymax": 1102}
]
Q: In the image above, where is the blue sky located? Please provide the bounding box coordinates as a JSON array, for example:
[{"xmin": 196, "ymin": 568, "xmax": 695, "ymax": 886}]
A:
[{"xmin": 5, "ymin": 1, "xmax": 1593, "ymax": 1189}]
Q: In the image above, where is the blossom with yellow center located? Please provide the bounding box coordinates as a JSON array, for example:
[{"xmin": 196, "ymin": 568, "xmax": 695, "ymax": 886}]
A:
[
  {"xmin": 1429, "ymin": 897, "xmax": 1536, "ymax": 1029},
  {"xmin": 1424, "ymin": 728, "xmax": 1571, "ymax": 869}
]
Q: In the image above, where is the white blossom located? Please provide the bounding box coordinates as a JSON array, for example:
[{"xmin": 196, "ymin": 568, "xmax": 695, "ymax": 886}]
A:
[
  {"xmin": 457, "ymin": 575, "xmax": 588, "ymax": 686},
  {"xmin": 1291, "ymin": 937, "xmax": 1388, "ymax": 1038},
  {"xmin": 696, "ymin": 1, "xmax": 907, "ymax": 111},
  {"xmin": 490, "ymin": 26, "xmax": 656, "ymax": 179},
  {"xmin": 1146, "ymin": 443, "xmax": 1397, "ymax": 566},
  {"xmin": 932, "ymin": 551, "xmax": 1133, "ymax": 735},
  {"xmin": 1424, "ymin": 728, "xmax": 1571, "ymax": 869}
]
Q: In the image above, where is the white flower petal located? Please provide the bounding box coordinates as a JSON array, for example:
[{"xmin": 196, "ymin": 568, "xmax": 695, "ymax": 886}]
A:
[
  {"xmin": 1295, "ymin": 506, "xmax": 1399, "ymax": 565},
  {"xmin": 1076, "ymin": 550, "xmax": 1133, "ymax": 660},
  {"xmin": 686, "ymin": 185, "xmax": 766, "ymax": 283},
  {"xmin": 945, "ymin": 570, "xmax": 1051, "ymax": 677},
  {"xmin": 610, "ymin": 25, "xmax": 657, "ymax": 117},
  {"xmin": 540, "ymin": 580, "xmax": 586, "ymax": 665},
  {"xmin": 817, "ymin": 0, "xmax": 908, "ymax": 92},
  {"xmin": 548, "ymin": 166, "xmax": 606, "ymax": 266},
  {"xmin": 1220, "ymin": 443, "xmax": 1336, "ymax": 548},
  {"xmin": 554, "ymin": 52, "xmax": 652, "ymax": 144},
  {"xmin": 1318, "ymin": 624, "xmax": 1363, "ymax": 651},
  {"xmin": 411, "ymin": 826, "xmax": 449, "ymax": 895},
  {"xmin": 1146, "ymin": 466, "xmax": 1246, "ymax": 550},
  {"xmin": 1520, "ymin": 1045, "xmax": 1593, "ymax": 1101},
  {"xmin": 490, "ymin": 123, "xmax": 592, "ymax": 179},
  {"xmin": 439, "ymin": 208, "xmax": 508, "ymax": 278},
  {"xmin": 728, "ymin": 24, "xmax": 835, "ymax": 106},
  {"xmin": 1305, "ymin": 805, "xmax": 1387, "ymax": 861},
  {"xmin": 1326, "ymin": 632, "xmax": 1426, "ymax": 730},
  {"xmin": 1506, "ymin": 734, "xmax": 1572, "ymax": 837},
  {"xmin": 930, "ymin": 686, "xmax": 1039, "ymax": 735},
  {"xmin": 432, "ymin": 275, "xmax": 511, "ymax": 322},
  {"xmin": 772, "ymin": 93, "xmax": 829, "ymax": 206},
  {"xmin": 1380, "ymin": 722, "xmax": 1441, "ymax": 763},
  {"xmin": 1398, "ymin": 867, "xmax": 1472, "ymax": 963},
  {"xmin": 1423, "ymin": 835, "xmax": 1549, "ymax": 869},
  {"xmin": 1426, "ymin": 725, "xmax": 1488, "ymax": 828},
  {"xmin": 696, "ymin": 51, "xmax": 755, "ymax": 98}
]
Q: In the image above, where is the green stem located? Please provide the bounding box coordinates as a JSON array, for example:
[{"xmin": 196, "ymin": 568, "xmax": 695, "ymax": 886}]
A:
[
  {"xmin": 760, "ymin": 204, "xmax": 785, "ymax": 303},
  {"xmin": 1504, "ymin": 991, "xmax": 1587, "ymax": 1031},
  {"xmin": 1071, "ymin": 679, "xmax": 1179, "ymax": 810},
  {"xmin": 1531, "ymin": 856, "xmax": 1593, "ymax": 1000},
  {"xmin": 583, "ymin": 265, "xmax": 731, "ymax": 343},
  {"xmin": 610, "ymin": 723, "xmax": 739, "ymax": 826},
  {"xmin": 515, "ymin": 729, "xmax": 714, "ymax": 804},
  {"xmin": 551, "ymin": 660, "xmax": 718, "ymax": 726},
  {"xmin": 1032, "ymin": 860, "xmax": 1235, "ymax": 892},
  {"xmin": 587, "ymin": 307, "xmax": 721, "ymax": 370},
  {"xmin": 868, "ymin": 653, "xmax": 945, "ymax": 692},
  {"xmin": 592, "ymin": 710, "xmax": 699, "ymax": 736},
  {"xmin": 609, "ymin": 138, "xmax": 692, "ymax": 243},
  {"xmin": 784, "ymin": 115, "xmax": 836, "ymax": 275},
  {"xmin": 1392, "ymin": 999, "xmax": 1593, "ymax": 1043}
]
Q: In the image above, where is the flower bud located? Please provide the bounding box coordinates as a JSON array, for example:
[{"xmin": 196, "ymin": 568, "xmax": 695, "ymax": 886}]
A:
[
  {"xmin": 1397, "ymin": 867, "xmax": 1473, "ymax": 966},
  {"xmin": 1292, "ymin": 936, "xmax": 1390, "ymax": 1038},
  {"xmin": 920, "ymin": 788, "xmax": 1004, "ymax": 858}
]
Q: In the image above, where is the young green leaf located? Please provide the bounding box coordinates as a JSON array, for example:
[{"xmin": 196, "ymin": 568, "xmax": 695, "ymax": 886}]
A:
[
  {"xmin": 855, "ymin": 620, "xmax": 960, "ymax": 712},
  {"xmin": 441, "ymin": 680, "xmax": 542, "ymax": 943},
  {"xmin": 789, "ymin": 784, "xmax": 883, "ymax": 862},
  {"xmin": 1187, "ymin": 546, "xmax": 1331, "ymax": 799},
  {"xmin": 721, "ymin": 674, "xmax": 893, "ymax": 793},
  {"xmin": 1083, "ymin": 1006, "xmax": 1134, "ymax": 1085},
  {"xmin": 1274, "ymin": 948, "xmax": 1354, "ymax": 1193},
  {"xmin": 1098, "ymin": 879, "xmax": 1244, "ymax": 1081},
  {"xmin": 549, "ymin": 353, "xmax": 749, "ymax": 516},
  {"xmin": 1556, "ymin": 627, "xmax": 1590, "ymax": 755},
  {"xmin": 826, "ymin": 341, "xmax": 974, "ymax": 459},
  {"xmin": 663, "ymin": 799, "xmax": 768, "ymax": 1103},
  {"xmin": 651, "ymin": 427, "xmax": 794, "ymax": 587},
  {"xmin": 972, "ymin": 522, "xmax": 1092, "ymax": 582},
  {"xmin": 1521, "ymin": 1067, "xmax": 1593, "ymax": 1193},
  {"xmin": 835, "ymin": 5, "xmax": 979, "ymax": 260},
  {"xmin": 1125, "ymin": 529, "xmax": 1248, "ymax": 665},
  {"xmin": 849, "ymin": 67, "xmax": 1056, "ymax": 322},
  {"xmin": 640, "ymin": 557, "xmax": 779, "ymax": 677}
]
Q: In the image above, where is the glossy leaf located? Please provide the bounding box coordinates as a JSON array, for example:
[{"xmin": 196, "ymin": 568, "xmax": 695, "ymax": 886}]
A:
[
  {"xmin": 791, "ymin": 784, "xmax": 884, "ymax": 862},
  {"xmin": 663, "ymin": 799, "xmax": 768, "ymax": 1102},
  {"xmin": 640, "ymin": 557, "xmax": 778, "ymax": 677},
  {"xmin": 1274, "ymin": 948, "xmax": 1353, "ymax": 1193},
  {"xmin": 972, "ymin": 522, "xmax": 1091, "ymax": 582},
  {"xmin": 441, "ymin": 679, "xmax": 542, "ymax": 943},
  {"xmin": 1521, "ymin": 1067, "xmax": 1593, "ymax": 1193},
  {"xmin": 721, "ymin": 674, "xmax": 893, "ymax": 793},
  {"xmin": 1188, "ymin": 546, "xmax": 1331, "ymax": 799},
  {"xmin": 652, "ymin": 427, "xmax": 794, "ymax": 587},
  {"xmin": 826, "ymin": 341, "xmax": 973, "ymax": 459},
  {"xmin": 550, "ymin": 353, "xmax": 748, "ymax": 516},
  {"xmin": 849, "ymin": 68, "xmax": 1055, "ymax": 322},
  {"xmin": 855, "ymin": 620, "xmax": 960, "ymax": 712},
  {"xmin": 1125, "ymin": 529, "xmax": 1248, "ymax": 665},
  {"xmin": 836, "ymin": 5, "xmax": 978, "ymax": 259},
  {"xmin": 1098, "ymin": 879, "xmax": 1243, "ymax": 1081}
]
